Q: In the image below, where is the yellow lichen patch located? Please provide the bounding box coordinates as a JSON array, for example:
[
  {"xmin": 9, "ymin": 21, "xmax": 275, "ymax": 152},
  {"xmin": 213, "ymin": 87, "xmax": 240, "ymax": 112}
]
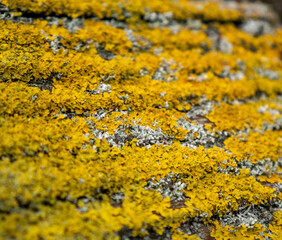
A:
[
  {"xmin": 0, "ymin": 123, "xmax": 277, "ymax": 239},
  {"xmin": 2, "ymin": 0, "xmax": 244, "ymax": 22},
  {"xmin": 135, "ymin": 27, "xmax": 211, "ymax": 51},
  {"xmin": 224, "ymin": 130, "xmax": 281, "ymax": 163},
  {"xmin": 207, "ymin": 102, "xmax": 276, "ymax": 132},
  {"xmin": 211, "ymin": 222, "xmax": 272, "ymax": 240},
  {"xmin": 0, "ymin": 115, "xmax": 91, "ymax": 162},
  {"xmin": 256, "ymin": 77, "xmax": 282, "ymax": 98},
  {"xmin": 219, "ymin": 24, "xmax": 282, "ymax": 59},
  {"xmin": 0, "ymin": 19, "xmax": 137, "ymax": 87},
  {"xmin": 268, "ymin": 211, "xmax": 282, "ymax": 240},
  {"xmin": 184, "ymin": 168, "xmax": 275, "ymax": 218},
  {"xmin": 258, "ymin": 174, "xmax": 282, "ymax": 184},
  {"xmin": 200, "ymin": 2, "xmax": 241, "ymax": 21},
  {"xmin": 34, "ymin": 19, "xmax": 133, "ymax": 55},
  {"xmin": 171, "ymin": 231, "xmax": 200, "ymax": 240}
]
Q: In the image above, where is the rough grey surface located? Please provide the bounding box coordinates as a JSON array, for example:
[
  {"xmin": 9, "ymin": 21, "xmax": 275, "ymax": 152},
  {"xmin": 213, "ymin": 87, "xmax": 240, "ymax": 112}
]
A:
[
  {"xmin": 86, "ymin": 82, "xmax": 112, "ymax": 95},
  {"xmin": 217, "ymin": 200, "xmax": 282, "ymax": 229},
  {"xmin": 241, "ymin": 19, "xmax": 274, "ymax": 36},
  {"xmin": 178, "ymin": 115, "xmax": 229, "ymax": 149},
  {"xmin": 238, "ymin": 157, "xmax": 282, "ymax": 182},
  {"xmin": 152, "ymin": 59, "xmax": 179, "ymax": 82},
  {"xmin": 145, "ymin": 172, "xmax": 187, "ymax": 201},
  {"xmin": 256, "ymin": 68, "xmax": 280, "ymax": 81}
]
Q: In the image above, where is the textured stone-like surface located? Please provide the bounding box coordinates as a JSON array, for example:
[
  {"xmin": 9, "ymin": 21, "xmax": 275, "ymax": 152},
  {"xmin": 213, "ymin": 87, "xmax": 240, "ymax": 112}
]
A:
[{"xmin": 0, "ymin": 0, "xmax": 281, "ymax": 239}]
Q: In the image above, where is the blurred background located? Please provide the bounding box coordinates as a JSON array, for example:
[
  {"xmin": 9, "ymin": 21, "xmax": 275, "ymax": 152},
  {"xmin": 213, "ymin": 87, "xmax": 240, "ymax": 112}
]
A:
[
  {"xmin": 260, "ymin": 0, "xmax": 281, "ymax": 19},
  {"xmin": 246, "ymin": 0, "xmax": 281, "ymax": 20}
]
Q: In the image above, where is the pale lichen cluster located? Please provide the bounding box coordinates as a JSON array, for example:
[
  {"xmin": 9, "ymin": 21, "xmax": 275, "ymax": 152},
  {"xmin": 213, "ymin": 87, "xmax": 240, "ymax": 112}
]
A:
[{"xmin": 0, "ymin": 0, "xmax": 281, "ymax": 239}]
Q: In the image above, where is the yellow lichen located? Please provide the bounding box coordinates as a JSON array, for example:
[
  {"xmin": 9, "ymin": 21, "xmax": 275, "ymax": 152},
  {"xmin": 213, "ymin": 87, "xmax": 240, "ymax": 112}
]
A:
[{"xmin": 0, "ymin": 0, "xmax": 281, "ymax": 239}]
